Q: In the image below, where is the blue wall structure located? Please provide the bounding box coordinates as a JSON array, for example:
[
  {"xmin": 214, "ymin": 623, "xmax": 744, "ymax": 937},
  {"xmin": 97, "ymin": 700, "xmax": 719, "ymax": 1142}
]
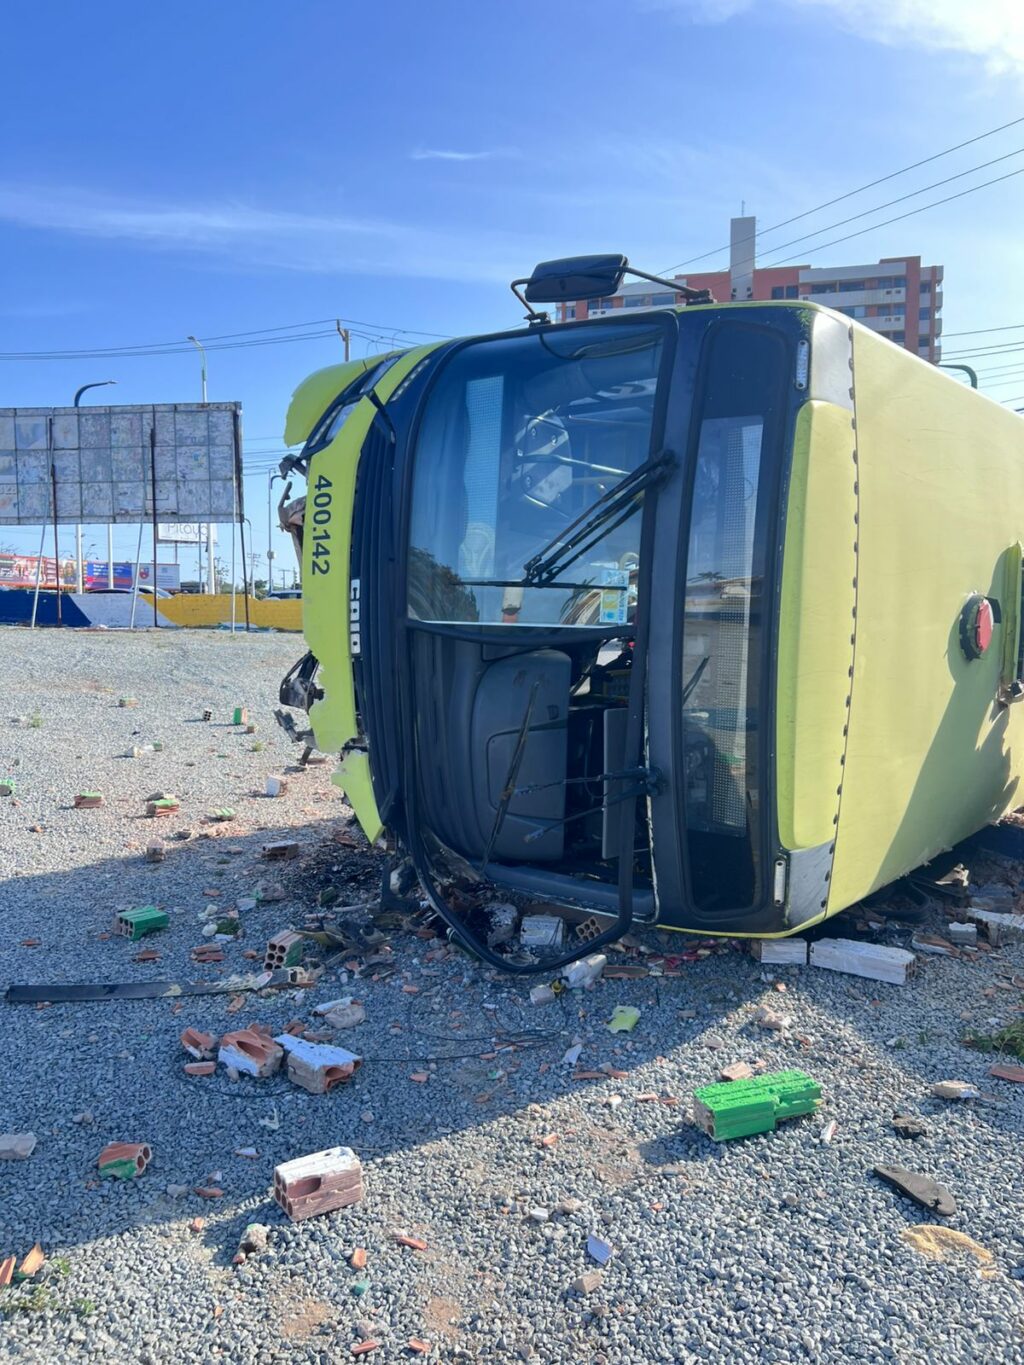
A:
[{"xmin": 0, "ymin": 590, "xmax": 177, "ymax": 628}]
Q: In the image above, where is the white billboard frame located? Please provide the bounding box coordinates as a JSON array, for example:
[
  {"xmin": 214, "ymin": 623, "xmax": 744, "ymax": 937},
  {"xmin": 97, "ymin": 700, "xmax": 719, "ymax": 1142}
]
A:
[{"xmin": 0, "ymin": 402, "xmax": 244, "ymax": 527}]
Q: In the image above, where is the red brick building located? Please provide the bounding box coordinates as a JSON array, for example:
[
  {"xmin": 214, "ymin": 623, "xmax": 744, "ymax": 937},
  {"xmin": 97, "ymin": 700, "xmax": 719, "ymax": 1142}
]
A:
[{"xmin": 557, "ymin": 216, "xmax": 943, "ymax": 363}]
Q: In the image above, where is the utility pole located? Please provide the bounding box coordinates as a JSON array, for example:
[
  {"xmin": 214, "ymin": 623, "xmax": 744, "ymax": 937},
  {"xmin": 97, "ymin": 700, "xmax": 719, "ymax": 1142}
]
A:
[
  {"xmin": 187, "ymin": 335, "xmax": 215, "ymax": 594},
  {"xmin": 73, "ymin": 380, "xmax": 116, "ymax": 592},
  {"xmin": 336, "ymin": 320, "xmax": 350, "ymax": 361}
]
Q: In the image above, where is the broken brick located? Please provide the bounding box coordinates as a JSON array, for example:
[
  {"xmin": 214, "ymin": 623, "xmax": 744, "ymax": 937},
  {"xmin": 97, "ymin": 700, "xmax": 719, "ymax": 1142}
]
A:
[
  {"xmin": 273, "ymin": 1146, "xmax": 363, "ymax": 1222},
  {"xmin": 395, "ymin": 1235, "xmax": 428, "ymax": 1251},
  {"xmin": 97, "ymin": 1142, "xmax": 151, "ymax": 1180},
  {"xmin": 74, "ymin": 792, "xmax": 104, "ymax": 809},
  {"xmin": 184, "ymin": 1061, "xmax": 216, "ymax": 1077},
  {"xmin": 276, "ymin": 1035, "xmax": 361, "ymax": 1094},
  {"xmin": 350, "ymin": 1247, "xmax": 367, "ymax": 1269},
  {"xmin": 180, "ymin": 1028, "xmax": 217, "ymax": 1060},
  {"xmin": 218, "ymin": 1029, "xmax": 284, "ymax": 1079},
  {"xmin": 264, "ymin": 931, "xmax": 303, "ymax": 971}
]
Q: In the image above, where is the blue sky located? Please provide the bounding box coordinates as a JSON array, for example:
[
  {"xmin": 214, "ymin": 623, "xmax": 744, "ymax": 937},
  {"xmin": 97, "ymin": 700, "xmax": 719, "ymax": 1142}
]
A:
[{"xmin": 2, "ymin": 0, "xmax": 1022, "ymax": 579}]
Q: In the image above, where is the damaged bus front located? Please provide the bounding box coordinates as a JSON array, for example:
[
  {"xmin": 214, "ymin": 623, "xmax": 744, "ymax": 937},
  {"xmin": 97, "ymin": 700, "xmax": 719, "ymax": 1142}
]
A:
[{"xmin": 279, "ymin": 254, "xmax": 1024, "ymax": 971}]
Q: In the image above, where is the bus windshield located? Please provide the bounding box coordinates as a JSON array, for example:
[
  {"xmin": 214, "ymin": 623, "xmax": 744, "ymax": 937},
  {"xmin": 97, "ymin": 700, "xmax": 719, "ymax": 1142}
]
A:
[{"xmin": 407, "ymin": 319, "xmax": 669, "ymax": 627}]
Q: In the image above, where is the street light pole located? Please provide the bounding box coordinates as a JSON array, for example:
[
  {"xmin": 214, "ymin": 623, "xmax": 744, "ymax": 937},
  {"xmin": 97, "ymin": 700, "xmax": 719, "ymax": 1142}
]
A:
[
  {"xmin": 268, "ymin": 471, "xmax": 283, "ymax": 593},
  {"xmin": 73, "ymin": 380, "xmax": 117, "ymax": 592},
  {"xmin": 186, "ymin": 335, "xmax": 215, "ymax": 594}
]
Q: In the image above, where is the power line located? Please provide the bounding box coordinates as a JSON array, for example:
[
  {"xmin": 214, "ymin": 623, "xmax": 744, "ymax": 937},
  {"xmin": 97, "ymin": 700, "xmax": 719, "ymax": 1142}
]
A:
[
  {"xmin": 0, "ymin": 317, "xmax": 450, "ymax": 362},
  {"xmin": 752, "ymin": 146, "xmax": 1024, "ymax": 265},
  {"xmin": 767, "ymin": 166, "xmax": 1024, "ymax": 267},
  {"xmin": 943, "ymin": 322, "xmax": 1024, "ymax": 338},
  {"xmin": 659, "ymin": 113, "xmax": 1024, "ymax": 275}
]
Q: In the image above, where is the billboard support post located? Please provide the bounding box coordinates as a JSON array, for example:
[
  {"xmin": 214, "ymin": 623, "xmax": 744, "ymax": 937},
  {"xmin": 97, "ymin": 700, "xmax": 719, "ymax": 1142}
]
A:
[
  {"xmin": 107, "ymin": 526, "xmax": 114, "ymax": 588},
  {"xmin": 49, "ymin": 423, "xmax": 62, "ymax": 628},
  {"xmin": 233, "ymin": 411, "xmax": 250, "ymax": 633},
  {"xmin": 150, "ymin": 424, "xmax": 159, "ymax": 629},
  {"xmin": 30, "ymin": 519, "xmax": 47, "ymax": 630},
  {"xmin": 129, "ymin": 522, "xmax": 144, "ymax": 631}
]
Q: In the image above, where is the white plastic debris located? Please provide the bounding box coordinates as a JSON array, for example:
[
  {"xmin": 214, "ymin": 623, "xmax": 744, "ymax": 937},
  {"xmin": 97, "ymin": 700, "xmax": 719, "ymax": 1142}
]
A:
[
  {"xmin": 520, "ymin": 915, "xmax": 566, "ymax": 950},
  {"xmin": 530, "ymin": 984, "xmax": 556, "ymax": 1005},
  {"xmin": 562, "ymin": 953, "xmax": 607, "ymax": 989}
]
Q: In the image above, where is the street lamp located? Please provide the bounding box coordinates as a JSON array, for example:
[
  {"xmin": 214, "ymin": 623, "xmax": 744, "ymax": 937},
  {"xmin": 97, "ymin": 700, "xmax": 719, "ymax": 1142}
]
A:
[
  {"xmin": 268, "ymin": 471, "xmax": 284, "ymax": 594},
  {"xmin": 73, "ymin": 380, "xmax": 117, "ymax": 590},
  {"xmin": 186, "ymin": 336, "xmax": 214, "ymax": 593}
]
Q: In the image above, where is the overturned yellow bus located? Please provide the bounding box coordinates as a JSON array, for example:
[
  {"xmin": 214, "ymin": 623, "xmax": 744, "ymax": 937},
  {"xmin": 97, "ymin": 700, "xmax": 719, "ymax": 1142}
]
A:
[{"xmin": 277, "ymin": 255, "xmax": 1024, "ymax": 970}]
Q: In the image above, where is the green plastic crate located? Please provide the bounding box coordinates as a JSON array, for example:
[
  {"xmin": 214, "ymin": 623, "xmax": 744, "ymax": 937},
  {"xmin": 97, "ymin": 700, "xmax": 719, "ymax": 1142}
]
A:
[
  {"xmin": 694, "ymin": 1069, "xmax": 821, "ymax": 1141},
  {"xmin": 115, "ymin": 906, "xmax": 168, "ymax": 941}
]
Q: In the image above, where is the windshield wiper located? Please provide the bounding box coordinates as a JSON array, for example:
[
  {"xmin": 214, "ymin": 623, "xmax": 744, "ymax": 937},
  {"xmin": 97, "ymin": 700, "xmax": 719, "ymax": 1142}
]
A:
[{"xmin": 521, "ymin": 450, "xmax": 674, "ymax": 587}]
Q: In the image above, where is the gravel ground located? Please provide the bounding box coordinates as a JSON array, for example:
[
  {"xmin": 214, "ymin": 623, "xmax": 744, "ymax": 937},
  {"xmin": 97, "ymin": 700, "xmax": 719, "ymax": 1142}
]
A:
[{"xmin": 1, "ymin": 627, "xmax": 1024, "ymax": 1364}]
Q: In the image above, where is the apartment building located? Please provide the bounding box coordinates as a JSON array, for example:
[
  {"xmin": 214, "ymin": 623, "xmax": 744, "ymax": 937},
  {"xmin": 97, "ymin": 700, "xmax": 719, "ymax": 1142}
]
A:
[{"xmin": 558, "ymin": 216, "xmax": 943, "ymax": 362}]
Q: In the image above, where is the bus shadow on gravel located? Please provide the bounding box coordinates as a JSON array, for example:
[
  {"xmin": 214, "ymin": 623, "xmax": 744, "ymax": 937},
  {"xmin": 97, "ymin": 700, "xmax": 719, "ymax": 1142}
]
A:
[{"xmin": 1, "ymin": 821, "xmax": 1021, "ymax": 1260}]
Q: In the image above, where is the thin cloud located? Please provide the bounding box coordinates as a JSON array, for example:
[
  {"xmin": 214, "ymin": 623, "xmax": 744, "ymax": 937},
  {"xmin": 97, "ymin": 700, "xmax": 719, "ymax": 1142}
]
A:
[
  {"xmin": 640, "ymin": 0, "xmax": 1024, "ymax": 74},
  {"xmin": 0, "ymin": 182, "xmax": 541, "ymax": 285},
  {"xmin": 409, "ymin": 147, "xmax": 518, "ymax": 162}
]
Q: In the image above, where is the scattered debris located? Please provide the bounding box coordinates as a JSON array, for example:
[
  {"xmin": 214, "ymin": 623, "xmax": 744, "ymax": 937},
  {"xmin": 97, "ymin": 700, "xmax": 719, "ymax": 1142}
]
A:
[
  {"xmin": 97, "ymin": 1142, "xmax": 151, "ymax": 1180},
  {"xmin": 0, "ymin": 1133, "xmax": 37, "ymax": 1161},
  {"xmin": 232, "ymin": 1222, "xmax": 269, "ymax": 1265},
  {"xmin": 350, "ymin": 1248, "xmax": 367, "ymax": 1269},
  {"xmin": 751, "ymin": 938, "xmax": 807, "ymax": 965},
  {"xmin": 575, "ymin": 915, "xmax": 606, "ymax": 944},
  {"xmin": 755, "ymin": 1006, "xmax": 792, "ymax": 1032},
  {"xmin": 18, "ymin": 1244, "xmax": 45, "ymax": 1277},
  {"xmin": 989, "ymin": 1064, "xmax": 1024, "ymax": 1083},
  {"xmin": 719, "ymin": 1062, "xmax": 755, "ymax": 1082},
  {"xmin": 321, "ymin": 999, "xmax": 367, "ymax": 1029},
  {"xmin": 562, "ymin": 953, "xmax": 607, "ymax": 989},
  {"xmin": 607, "ymin": 1005, "xmax": 641, "ymax": 1033},
  {"xmin": 530, "ymin": 984, "xmax": 556, "ymax": 1006},
  {"xmin": 965, "ymin": 907, "xmax": 1024, "ymax": 947},
  {"xmin": 395, "ymin": 1234, "xmax": 428, "ymax": 1251},
  {"xmin": 265, "ymin": 775, "xmax": 289, "ymax": 798},
  {"xmin": 114, "ymin": 906, "xmax": 168, "ymax": 940},
  {"xmin": 74, "ymin": 792, "xmax": 104, "ymax": 809},
  {"xmin": 232, "ymin": 707, "xmax": 249, "ymax": 725},
  {"xmin": 207, "ymin": 808, "xmax": 236, "ymax": 823},
  {"xmin": 948, "ymin": 922, "xmax": 978, "ymax": 948},
  {"xmin": 184, "ymin": 1061, "xmax": 216, "ymax": 1077},
  {"xmin": 873, "ymin": 1165, "xmax": 956, "ymax": 1217},
  {"xmin": 572, "ymin": 1270, "xmax": 604, "ymax": 1294},
  {"xmin": 145, "ymin": 839, "xmax": 166, "ymax": 863},
  {"xmin": 901, "ymin": 1225, "xmax": 996, "ymax": 1277},
  {"xmin": 911, "ymin": 933, "xmax": 958, "ymax": 957},
  {"xmin": 276, "ymin": 1035, "xmax": 361, "ymax": 1093},
  {"xmin": 407, "ymin": 1341, "xmax": 431, "ymax": 1356},
  {"xmin": 819, "ymin": 1119, "xmax": 838, "ymax": 1144},
  {"xmin": 5, "ymin": 968, "xmax": 313, "ymax": 1005},
  {"xmin": 520, "ymin": 915, "xmax": 566, "ymax": 950},
  {"xmin": 202, "ymin": 708, "xmax": 213, "ymax": 722},
  {"xmin": 586, "ymin": 1234, "xmax": 613, "ymax": 1265},
  {"xmin": 218, "ymin": 1028, "xmax": 285, "ymax": 1079},
  {"xmin": 693, "ymin": 1070, "xmax": 821, "ymax": 1141},
  {"xmin": 273, "ymin": 1147, "xmax": 364, "ymax": 1222},
  {"xmin": 265, "ymin": 931, "xmax": 304, "ymax": 971},
  {"xmin": 146, "ymin": 796, "xmax": 180, "ymax": 818},
  {"xmin": 931, "ymin": 1080, "xmax": 980, "ymax": 1101},
  {"xmin": 809, "ymin": 938, "xmax": 916, "ymax": 985},
  {"xmin": 485, "ymin": 902, "xmax": 519, "ymax": 949},
  {"xmin": 892, "ymin": 1113, "xmax": 928, "ymax": 1139},
  {"xmin": 262, "ymin": 841, "xmax": 300, "ymax": 861},
  {"xmin": 0, "ymin": 779, "xmax": 15, "ymax": 797},
  {"xmin": 118, "ymin": 697, "xmax": 138, "ymax": 708}
]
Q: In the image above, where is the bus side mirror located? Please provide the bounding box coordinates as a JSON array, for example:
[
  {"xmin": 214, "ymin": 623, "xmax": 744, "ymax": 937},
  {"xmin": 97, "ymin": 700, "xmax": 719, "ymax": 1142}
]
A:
[{"xmin": 522, "ymin": 255, "xmax": 629, "ymax": 304}]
